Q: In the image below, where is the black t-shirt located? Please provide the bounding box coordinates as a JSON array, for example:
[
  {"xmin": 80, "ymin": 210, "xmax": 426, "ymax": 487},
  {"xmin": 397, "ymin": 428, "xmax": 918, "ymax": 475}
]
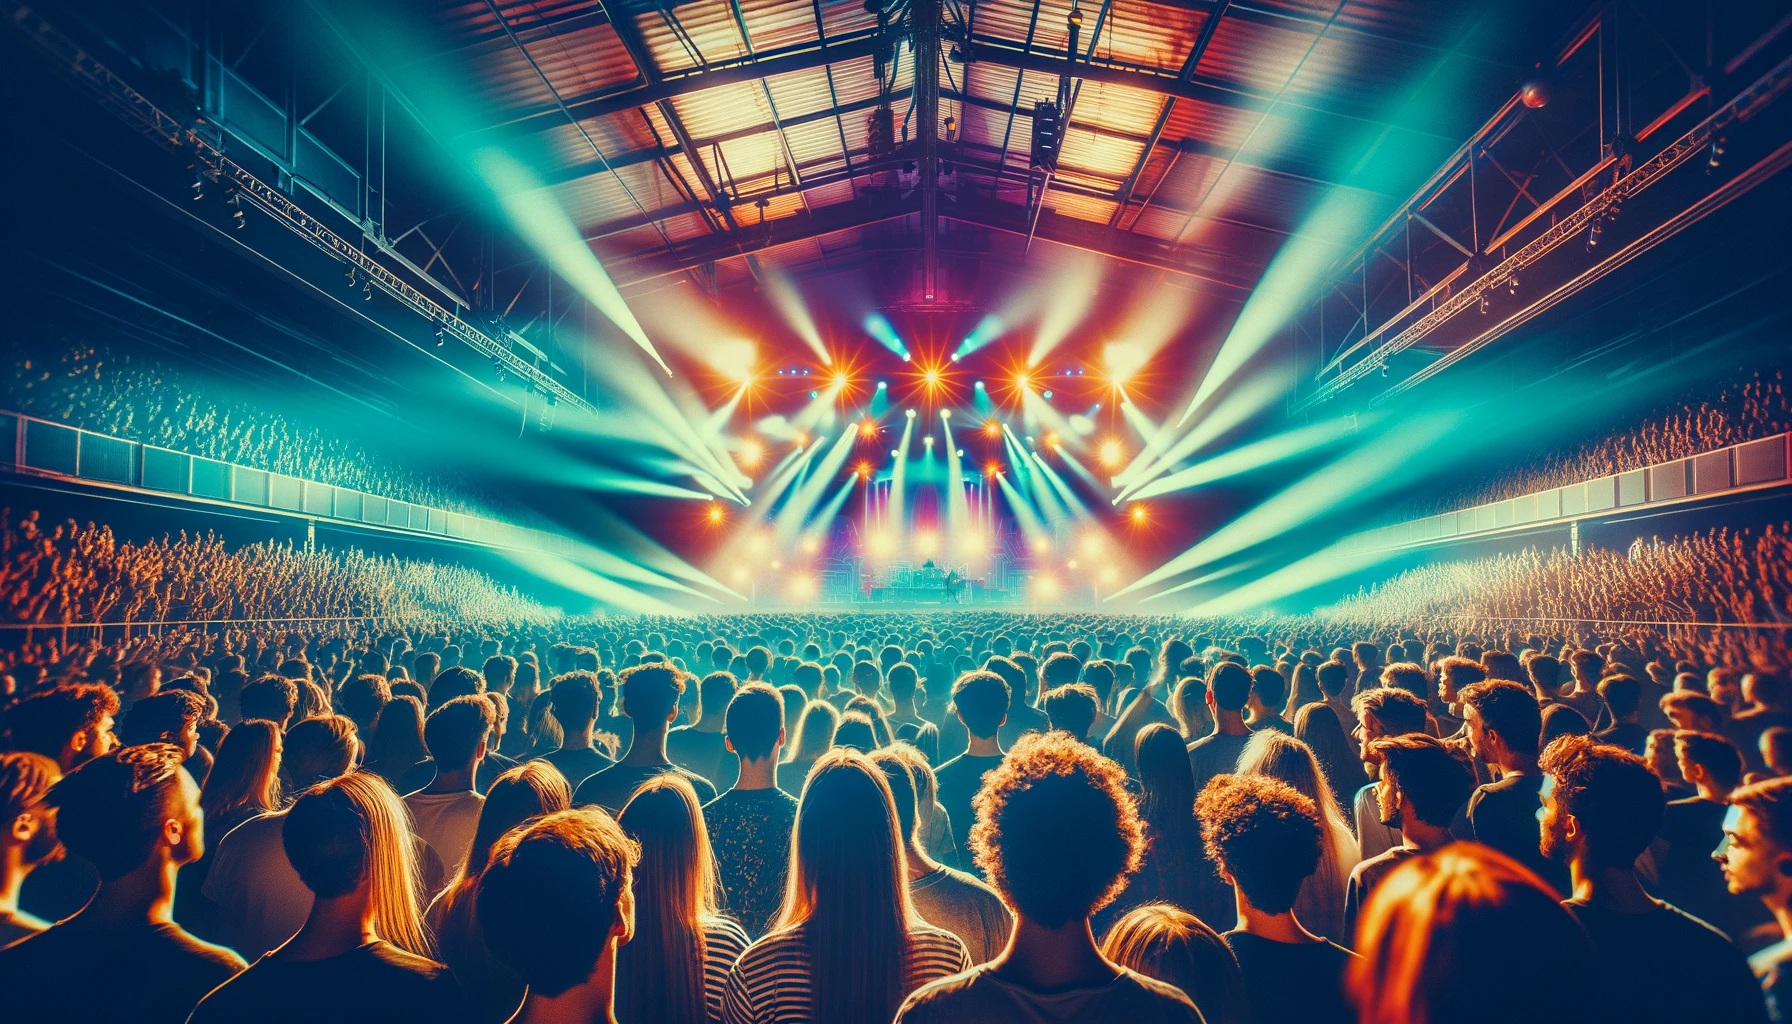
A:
[
  {"xmin": 934, "ymin": 753, "xmax": 1005, "ymax": 870},
  {"xmin": 1651, "ymin": 796, "xmax": 1776, "ymax": 943},
  {"xmin": 534, "ymin": 745, "xmax": 615, "ymax": 790},
  {"xmin": 187, "ymin": 940, "xmax": 470, "ymax": 1024},
  {"xmin": 704, "ymin": 786, "xmax": 800, "ymax": 938},
  {"xmin": 573, "ymin": 761, "xmax": 716, "ymax": 812},
  {"xmin": 0, "ymin": 920, "xmax": 245, "ymax": 1024},
  {"xmin": 1567, "ymin": 898, "xmax": 1769, "ymax": 1024},
  {"xmin": 16, "ymin": 852, "xmax": 100, "ymax": 923},
  {"xmin": 1467, "ymin": 773, "xmax": 1569, "ymax": 895},
  {"xmin": 1223, "ymin": 930, "xmax": 1358, "ymax": 1024}
]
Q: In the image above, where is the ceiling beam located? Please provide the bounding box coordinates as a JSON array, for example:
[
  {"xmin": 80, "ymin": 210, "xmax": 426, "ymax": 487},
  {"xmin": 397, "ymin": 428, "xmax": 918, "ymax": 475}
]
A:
[
  {"xmin": 612, "ymin": 195, "xmax": 916, "ymax": 287},
  {"xmin": 945, "ymin": 204, "xmax": 1257, "ymax": 292}
]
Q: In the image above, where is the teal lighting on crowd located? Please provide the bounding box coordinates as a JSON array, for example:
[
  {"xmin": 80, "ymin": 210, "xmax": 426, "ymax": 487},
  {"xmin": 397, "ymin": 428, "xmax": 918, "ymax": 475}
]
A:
[
  {"xmin": 952, "ymin": 313, "xmax": 1005, "ymax": 361},
  {"xmin": 863, "ymin": 313, "xmax": 912, "ymax": 361}
]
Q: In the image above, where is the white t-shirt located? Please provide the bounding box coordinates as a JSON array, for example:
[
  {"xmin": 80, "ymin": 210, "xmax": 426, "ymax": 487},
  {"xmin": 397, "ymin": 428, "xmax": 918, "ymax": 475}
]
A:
[
  {"xmin": 404, "ymin": 789, "xmax": 484, "ymax": 879},
  {"xmin": 202, "ymin": 810, "xmax": 312, "ymax": 958}
]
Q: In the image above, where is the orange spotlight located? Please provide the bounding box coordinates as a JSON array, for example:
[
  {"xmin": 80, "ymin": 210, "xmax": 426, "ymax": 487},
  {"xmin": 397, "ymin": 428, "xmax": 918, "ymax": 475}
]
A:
[
  {"xmin": 986, "ymin": 460, "xmax": 1002, "ymax": 477},
  {"xmin": 737, "ymin": 440, "xmax": 764, "ymax": 468},
  {"xmin": 859, "ymin": 420, "xmax": 879, "ymax": 439},
  {"xmin": 1130, "ymin": 503, "xmax": 1148, "ymax": 524},
  {"xmin": 1014, "ymin": 372, "xmax": 1032, "ymax": 391},
  {"xmin": 984, "ymin": 420, "xmax": 1001, "ymax": 438},
  {"xmin": 1098, "ymin": 438, "xmax": 1126, "ymax": 469},
  {"xmin": 832, "ymin": 370, "xmax": 851, "ymax": 389},
  {"xmin": 856, "ymin": 460, "xmax": 874, "ymax": 480},
  {"xmin": 794, "ymin": 432, "xmax": 810, "ymax": 447},
  {"xmin": 1043, "ymin": 432, "xmax": 1060, "ymax": 450},
  {"xmin": 706, "ymin": 503, "xmax": 724, "ymax": 525}
]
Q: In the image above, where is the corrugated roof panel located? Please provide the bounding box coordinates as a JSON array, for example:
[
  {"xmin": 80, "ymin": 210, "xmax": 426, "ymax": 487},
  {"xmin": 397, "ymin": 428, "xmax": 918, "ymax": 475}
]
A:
[
  {"xmin": 1045, "ymin": 189, "xmax": 1117, "ymax": 223},
  {"xmin": 1057, "ymin": 125, "xmax": 1144, "ymax": 186},
  {"xmin": 779, "ymin": 116, "xmax": 849, "ymax": 170},
  {"xmin": 1160, "ymin": 95, "xmax": 1261, "ymax": 153},
  {"xmin": 548, "ymin": 160, "xmax": 673, "ymax": 225},
  {"xmin": 636, "ymin": 1, "xmax": 749, "ymax": 77},
  {"xmin": 595, "ymin": 222, "xmax": 676, "ymax": 257},
  {"xmin": 975, "ymin": 0, "xmax": 1078, "ymax": 56},
  {"xmin": 537, "ymin": 111, "xmax": 664, "ymax": 170},
  {"xmin": 819, "ymin": 0, "xmax": 879, "ymax": 40},
  {"xmin": 736, "ymin": 0, "xmax": 823, "ymax": 54},
  {"xmin": 823, "ymin": 56, "xmax": 890, "ymax": 106},
  {"xmin": 764, "ymin": 66, "xmax": 849, "ymax": 121},
  {"xmin": 657, "ymin": 209, "xmax": 718, "ymax": 243},
  {"xmin": 1197, "ymin": 9, "xmax": 1315, "ymax": 96},
  {"xmin": 1068, "ymin": 79, "xmax": 1167, "ymax": 138},
  {"xmin": 668, "ymin": 80, "xmax": 772, "ymax": 137},
  {"xmin": 799, "ymin": 175, "xmax": 859, "ymax": 208},
  {"xmin": 1100, "ymin": 0, "xmax": 1204, "ymax": 71}
]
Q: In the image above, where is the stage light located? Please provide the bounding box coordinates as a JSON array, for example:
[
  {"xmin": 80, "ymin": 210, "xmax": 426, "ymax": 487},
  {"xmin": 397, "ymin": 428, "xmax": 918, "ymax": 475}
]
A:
[
  {"xmin": 941, "ymin": 409, "xmax": 953, "ymax": 420},
  {"xmin": 956, "ymin": 449, "xmax": 964, "ymax": 457},
  {"xmin": 737, "ymin": 440, "xmax": 765, "ymax": 468},
  {"xmin": 1099, "ymin": 438, "xmax": 1126, "ymax": 469},
  {"xmin": 986, "ymin": 461, "xmax": 1002, "ymax": 477},
  {"xmin": 975, "ymin": 381, "xmax": 985, "ymax": 390},
  {"xmin": 925, "ymin": 368, "xmax": 941, "ymax": 386},
  {"xmin": 706, "ymin": 503, "xmax": 724, "ymax": 525},
  {"xmin": 984, "ymin": 421, "xmax": 1001, "ymax": 437},
  {"xmin": 1130, "ymin": 504, "xmax": 1148, "ymax": 524},
  {"xmin": 924, "ymin": 435, "xmax": 934, "ymax": 446},
  {"xmin": 1014, "ymin": 373, "xmax": 1031, "ymax": 390},
  {"xmin": 809, "ymin": 390, "xmax": 820, "ymax": 399},
  {"xmin": 878, "ymin": 381, "xmax": 888, "ymax": 390},
  {"xmin": 833, "ymin": 371, "xmax": 851, "ymax": 389},
  {"xmin": 906, "ymin": 408, "xmax": 917, "ymax": 418},
  {"xmin": 1042, "ymin": 390, "xmax": 1053, "ymax": 400},
  {"xmin": 860, "ymin": 420, "xmax": 879, "ymax": 439},
  {"xmin": 1033, "ymin": 536, "xmax": 1049, "ymax": 552},
  {"xmin": 1043, "ymin": 432, "xmax": 1060, "ymax": 450},
  {"xmin": 794, "ymin": 432, "xmax": 810, "ymax": 447},
  {"xmin": 856, "ymin": 460, "xmax": 874, "ymax": 479},
  {"xmin": 890, "ymin": 449, "xmax": 899, "ymax": 457}
]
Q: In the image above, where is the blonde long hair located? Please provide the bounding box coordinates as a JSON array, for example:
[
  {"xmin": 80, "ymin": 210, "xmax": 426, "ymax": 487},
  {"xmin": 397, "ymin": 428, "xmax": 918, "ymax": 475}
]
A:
[
  {"xmin": 1235, "ymin": 730, "xmax": 1360, "ymax": 940},
  {"xmin": 616, "ymin": 775, "xmax": 722, "ymax": 1024},
  {"xmin": 286, "ymin": 772, "xmax": 433, "ymax": 957},
  {"xmin": 201, "ymin": 719, "xmax": 281, "ymax": 821},
  {"xmin": 775, "ymin": 748, "xmax": 916, "ymax": 1024}
]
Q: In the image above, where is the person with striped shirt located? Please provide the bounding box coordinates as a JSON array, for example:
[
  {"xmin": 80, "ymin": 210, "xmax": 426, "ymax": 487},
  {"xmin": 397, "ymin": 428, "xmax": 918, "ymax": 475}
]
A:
[
  {"xmin": 723, "ymin": 748, "xmax": 971, "ymax": 1024},
  {"xmin": 616, "ymin": 774, "xmax": 749, "ymax": 1024}
]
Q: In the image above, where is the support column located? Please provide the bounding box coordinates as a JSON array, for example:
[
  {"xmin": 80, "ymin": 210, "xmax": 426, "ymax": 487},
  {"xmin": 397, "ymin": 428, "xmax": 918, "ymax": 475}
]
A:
[{"xmin": 913, "ymin": 0, "xmax": 941, "ymax": 301}]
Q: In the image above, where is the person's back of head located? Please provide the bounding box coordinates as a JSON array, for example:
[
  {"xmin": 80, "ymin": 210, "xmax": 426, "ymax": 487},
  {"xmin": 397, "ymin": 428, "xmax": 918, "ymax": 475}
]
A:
[
  {"xmin": 284, "ymin": 714, "xmax": 360, "ymax": 789},
  {"xmin": 1102, "ymin": 903, "xmax": 1249, "ymax": 1024},
  {"xmin": 1481, "ymin": 650, "xmax": 1524, "ymax": 683},
  {"xmin": 782, "ymin": 749, "xmax": 914, "ymax": 1022},
  {"xmin": 1353, "ymin": 685, "xmax": 1430, "ymax": 738},
  {"xmin": 1676, "ymin": 729, "xmax": 1744, "ymax": 791},
  {"xmin": 725, "ymin": 683, "xmax": 785, "ymax": 763},
  {"xmin": 7, "ymin": 684, "xmax": 119, "ymax": 767},
  {"xmin": 1249, "ymin": 665, "xmax": 1288, "ymax": 713},
  {"xmin": 1042, "ymin": 683, "xmax": 1099, "ymax": 741},
  {"xmin": 871, "ymin": 749, "xmax": 922, "ymax": 845},
  {"xmin": 337, "ymin": 675, "xmax": 391, "ymax": 734},
  {"xmin": 239, "ymin": 675, "xmax": 299, "ymax": 727},
  {"xmin": 615, "ymin": 775, "xmax": 717, "ymax": 1024},
  {"xmin": 428, "ymin": 666, "xmax": 485, "ymax": 711},
  {"xmin": 746, "ymin": 646, "xmax": 772, "ymax": 679},
  {"xmin": 1381, "ymin": 663, "xmax": 1429, "ymax": 705},
  {"xmin": 1041, "ymin": 652, "xmax": 1082, "ymax": 690},
  {"xmin": 619, "ymin": 664, "xmax": 685, "ymax": 725},
  {"xmin": 549, "ymin": 671, "xmax": 602, "ymax": 731},
  {"xmin": 284, "ymin": 772, "xmax": 429, "ymax": 955},
  {"xmin": 972, "ymin": 731, "xmax": 1142, "ymax": 929},
  {"xmin": 424, "ymin": 696, "xmax": 495, "ymax": 771},
  {"xmin": 479, "ymin": 807, "xmax": 640, "ymax": 999},
  {"xmin": 1318, "ymin": 659, "xmax": 1347, "ymax": 702},
  {"xmin": 201, "ymin": 719, "xmax": 281, "ymax": 820},
  {"xmin": 887, "ymin": 663, "xmax": 919, "ymax": 704},
  {"xmin": 1538, "ymin": 735, "xmax": 1663, "ymax": 870},
  {"xmin": 833, "ymin": 711, "xmax": 876, "ymax": 752},
  {"xmin": 1350, "ymin": 843, "xmax": 1598, "ymax": 1024},
  {"xmin": 1134, "ymin": 724, "xmax": 1197, "ymax": 824},
  {"xmin": 1195, "ymin": 773, "xmax": 1321, "ymax": 915},
  {"xmin": 49, "ymin": 743, "xmax": 197, "ymax": 879},
  {"xmin": 951, "ymin": 670, "xmax": 1011, "ymax": 741},
  {"xmin": 1208, "ymin": 662, "xmax": 1253, "ymax": 714},
  {"xmin": 1660, "ymin": 690, "xmax": 1723, "ymax": 731},
  {"xmin": 483, "ymin": 655, "xmax": 518, "ymax": 694},
  {"xmin": 695, "ymin": 672, "xmax": 738, "ymax": 724},
  {"xmin": 1526, "ymin": 655, "xmax": 1562, "ymax": 694},
  {"xmin": 1367, "ymin": 734, "xmax": 1476, "ymax": 828},
  {"xmin": 787, "ymin": 701, "xmax": 840, "ymax": 763},
  {"xmin": 121, "ymin": 690, "xmax": 206, "ymax": 752}
]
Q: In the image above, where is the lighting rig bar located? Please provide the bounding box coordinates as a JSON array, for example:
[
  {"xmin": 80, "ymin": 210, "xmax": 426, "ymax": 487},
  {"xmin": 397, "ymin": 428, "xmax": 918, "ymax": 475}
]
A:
[
  {"xmin": 5, "ymin": 2, "xmax": 596, "ymax": 416},
  {"xmin": 1294, "ymin": 5, "xmax": 1792, "ymax": 414}
]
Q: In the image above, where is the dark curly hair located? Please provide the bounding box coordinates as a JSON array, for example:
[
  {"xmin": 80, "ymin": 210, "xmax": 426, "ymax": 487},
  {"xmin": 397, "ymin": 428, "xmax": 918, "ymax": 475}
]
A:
[
  {"xmin": 1194, "ymin": 773, "xmax": 1321, "ymax": 915},
  {"xmin": 969, "ymin": 731, "xmax": 1143, "ymax": 928}
]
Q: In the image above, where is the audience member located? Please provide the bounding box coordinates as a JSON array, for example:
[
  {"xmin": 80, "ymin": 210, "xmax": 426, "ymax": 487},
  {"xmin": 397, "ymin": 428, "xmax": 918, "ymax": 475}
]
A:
[
  {"xmin": 934, "ymin": 670, "xmax": 1010, "ymax": 866},
  {"xmin": 1460, "ymin": 680, "xmax": 1566, "ymax": 893},
  {"xmin": 574, "ymin": 665, "xmax": 716, "ymax": 812},
  {"xmin": 896, "ymin": 732, "xmax": 1202, "ymax": 1023},
  {"xmin": 1344, "ymin": 733, "xmax": 1475, "ymax": 939},
  {"xmin": 0, "ymin": 751, "xmax": 62, "ymax": 945},
  {"xmin": 534, "ymin": 672, "xmax": 613, "ymax": 791},
  {"xmin": 1102, "ymin": 903, "xmax": 1250, "ymax": 1024},
  {"xmin": 703, "ymin": 682, "xmax": 799, "ymax": 939}
]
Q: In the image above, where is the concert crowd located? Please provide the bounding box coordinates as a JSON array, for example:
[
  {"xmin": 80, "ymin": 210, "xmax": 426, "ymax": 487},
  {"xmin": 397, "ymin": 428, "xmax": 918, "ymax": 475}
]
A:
[{"xmin": 3, "ymin": 582, "xmax": 1791, "ymax": 1022}]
